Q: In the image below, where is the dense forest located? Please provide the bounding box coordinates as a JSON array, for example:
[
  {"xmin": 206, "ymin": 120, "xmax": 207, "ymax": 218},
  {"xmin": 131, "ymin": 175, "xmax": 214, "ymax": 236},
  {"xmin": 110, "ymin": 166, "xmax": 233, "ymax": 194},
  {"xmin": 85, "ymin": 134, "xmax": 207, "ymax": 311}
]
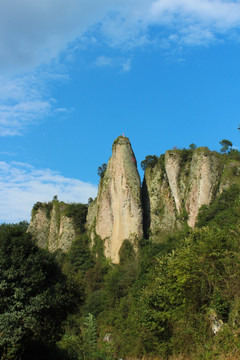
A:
[{"xmin": 1, "ymin": 145, "xmax": 240, "ymax": 360}]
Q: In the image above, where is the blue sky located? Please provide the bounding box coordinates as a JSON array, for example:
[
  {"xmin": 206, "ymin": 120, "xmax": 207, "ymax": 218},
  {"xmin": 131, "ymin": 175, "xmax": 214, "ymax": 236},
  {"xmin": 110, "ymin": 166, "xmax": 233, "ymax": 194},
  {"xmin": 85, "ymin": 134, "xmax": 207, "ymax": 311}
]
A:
[{"xmin": 0, "ymin": 0, "xmax": 240, "ymax": 222}]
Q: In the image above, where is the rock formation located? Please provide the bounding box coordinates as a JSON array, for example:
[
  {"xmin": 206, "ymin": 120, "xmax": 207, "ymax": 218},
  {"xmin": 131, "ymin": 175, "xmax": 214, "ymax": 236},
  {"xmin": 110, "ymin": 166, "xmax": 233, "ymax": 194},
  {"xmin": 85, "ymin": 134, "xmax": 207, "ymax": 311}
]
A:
[
  {"xmin": 28, "ymin": 136, "xmax": 240, "ymax": 260},
  {"xmin": 142, "ymin": 147, "xmax": 240, "ymax": 238},
  {"xmin": 87, "ymin": 136, "xmax": 143, "ymax": 263},
  {"xmin": 27, "ymin": 201, "xmax": 83, "ymax": 252},
  {"xmin": 142, "ymin": 154, "xmax": 178, "ymax": 238},
  {"xmin": 184, "ymin": 148, "xmax": 222, "ymax": 227}
]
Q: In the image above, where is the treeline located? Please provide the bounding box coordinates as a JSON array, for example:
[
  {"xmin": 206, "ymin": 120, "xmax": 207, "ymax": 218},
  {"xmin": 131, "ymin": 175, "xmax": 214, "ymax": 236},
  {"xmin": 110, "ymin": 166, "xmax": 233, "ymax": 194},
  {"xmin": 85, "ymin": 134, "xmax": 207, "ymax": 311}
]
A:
[{"xmin": 2, "ymin": 193, "xmax": 240, "ymax": 357}]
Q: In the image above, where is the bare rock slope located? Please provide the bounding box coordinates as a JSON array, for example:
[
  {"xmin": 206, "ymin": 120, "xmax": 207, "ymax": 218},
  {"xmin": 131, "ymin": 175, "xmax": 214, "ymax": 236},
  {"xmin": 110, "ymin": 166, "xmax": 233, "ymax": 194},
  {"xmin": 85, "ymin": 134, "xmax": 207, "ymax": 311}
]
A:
[{"xmin": 87, "ymin": 136, "xmax": 143, "ymax": 263}]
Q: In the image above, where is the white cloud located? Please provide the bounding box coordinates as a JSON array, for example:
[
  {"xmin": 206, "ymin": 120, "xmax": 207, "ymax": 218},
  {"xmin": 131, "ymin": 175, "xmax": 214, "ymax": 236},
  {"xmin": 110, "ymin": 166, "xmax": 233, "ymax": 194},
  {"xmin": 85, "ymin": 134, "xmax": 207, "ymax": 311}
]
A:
[
  {"xmin": 95, "ymin": 56, "xmax": 113, "ymax": 67},
  {"xmin": 81, "ymin": 0, "xmax": 240, "ymax": 49},
  {"xmin": 147, "ymin": 0, "xmax": 240, "ymax": 45},
  {"xmin": 0, "ymin": 161, "xmax": 98, "ymax": 223},
  {"xmin": 1, "ymin": 0, "xmax": 240, "ymax": 74},
  {"xmin": 0, "ymin": 0, "xmax": 122, "ymax": 73},
  {"xmin": 0, "ymin": 72, "xmax": 69, "ymax": 136},
  {"xmin": 1, "ymin": 1, "xmax": 240, "ymax": 136},
  {"xmin": 95, "ymin": 55, "xmax": 132, "ymax": 72},
  {"xmin": 122, "ymin": 58, "xmax": 132, "ymax": 72},
  {"xmin": 150, "ymin": 0, "xmax": 240, "ymax": 27}
]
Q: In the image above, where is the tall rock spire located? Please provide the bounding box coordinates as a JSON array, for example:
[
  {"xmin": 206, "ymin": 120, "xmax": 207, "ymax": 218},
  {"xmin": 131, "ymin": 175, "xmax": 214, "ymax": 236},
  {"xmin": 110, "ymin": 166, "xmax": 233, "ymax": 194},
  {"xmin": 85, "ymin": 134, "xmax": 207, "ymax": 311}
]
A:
[{"xmin": 87, "ymin": 136, "xmax": 143, "ymax": 263}]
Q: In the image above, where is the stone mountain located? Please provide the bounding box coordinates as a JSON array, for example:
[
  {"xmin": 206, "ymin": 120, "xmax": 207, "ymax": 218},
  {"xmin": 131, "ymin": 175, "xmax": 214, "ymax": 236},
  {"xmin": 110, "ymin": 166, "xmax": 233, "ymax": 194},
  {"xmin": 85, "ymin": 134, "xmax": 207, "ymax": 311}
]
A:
[{"xmin": 27, "ymin": 136, "xmax": 240, "ymax": 263}]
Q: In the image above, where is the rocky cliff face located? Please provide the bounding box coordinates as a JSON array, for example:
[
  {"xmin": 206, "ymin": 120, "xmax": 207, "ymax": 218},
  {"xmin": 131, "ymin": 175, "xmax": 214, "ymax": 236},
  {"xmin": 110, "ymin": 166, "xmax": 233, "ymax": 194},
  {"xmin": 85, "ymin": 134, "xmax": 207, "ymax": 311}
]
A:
[
  {"xmin": 28, "ymin": 137, "xmax": 240, "ymax": 260},
  {"xmin": 143, "ymin": 147, "xmax": 240, "ymax": 238},
  {"xmin": 142, "ymin": 154, "xmax": 178, "ymax": 238},
  {"xmin": 27, "ymin": 201, "xmax": 78, "ymax": 252},
  {"xmin": 87, "ymin": 136, "xmax": 143, "ymax": 263}
]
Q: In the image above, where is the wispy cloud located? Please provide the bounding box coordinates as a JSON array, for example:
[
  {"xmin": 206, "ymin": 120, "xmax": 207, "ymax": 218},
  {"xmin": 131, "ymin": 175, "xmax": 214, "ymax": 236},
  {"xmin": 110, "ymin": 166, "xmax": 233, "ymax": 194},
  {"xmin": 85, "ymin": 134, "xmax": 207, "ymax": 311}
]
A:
[
  {"xmin": 146, "ymin": 0, "xmax": 240, "ymax": 46},
  {"xmin": 95, "ymin": 55, "xmax": 132, "ymax": 72},
  {"xmin": 1, "ymin": 1, "xmax": 240, "ymax": 136},
  {"xmin": 0, "ymin": 161, "xmax": 98, "ymax": 223},
  {"xmin": 95, "ymin": 56, "xmax": 113, "ymax": 67},
  {"xmin": 122, "ymin": 58, "xmax": 131, "ymax": 72},
  {"xmin": 150, "ymin": 0, "xmax": 240, "ymax": 27},
  {"xmin": 0, "ymin": 72, "xmax": 69, "ymax": 136},
  {"xmin": 1, "ymin": 1, "xmax": 240, "ymax": 74}
]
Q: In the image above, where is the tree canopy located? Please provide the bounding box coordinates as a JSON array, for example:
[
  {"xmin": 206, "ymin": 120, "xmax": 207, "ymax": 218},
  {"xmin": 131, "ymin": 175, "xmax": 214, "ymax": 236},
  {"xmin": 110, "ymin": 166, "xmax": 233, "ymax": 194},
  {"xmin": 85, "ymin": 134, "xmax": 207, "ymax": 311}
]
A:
[
  {"xmin": 141, "ymin": 155, "xmax": 158, "ymax": 171},
  {"xmin": 0, "ymin": 222, "xmax": 77, "ymax": 359},
  {"xmin": 219, "ymin": 139, "xmax": 233, "ymax": 153},
  {"xmin": 97, "ymin": 163, "xmax": 107, "ymax": 178}
]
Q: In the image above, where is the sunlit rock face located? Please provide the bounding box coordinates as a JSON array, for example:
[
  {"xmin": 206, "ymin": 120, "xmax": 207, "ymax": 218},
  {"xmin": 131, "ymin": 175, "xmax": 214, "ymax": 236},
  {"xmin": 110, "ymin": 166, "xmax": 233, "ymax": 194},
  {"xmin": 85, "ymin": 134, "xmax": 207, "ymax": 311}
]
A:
[
  {"xmin": 87, "ymin": 136, "xmax": 143, "ymax": 263},
  {"xmin": 29, "ymin": 139, "xmax": 240, "ymax": 257},
  {"xmin": 27, "ymin": 207, "xmax": 50, "ymax": 249},
  {"xmin": 184, "ymin": 148, "xmax": 222, "ymax": 228},
  {"xmin": 143, "ymin": 147, "xmax": 226, "ymax": 238},
  {"xmin": 27, "ymin": 202, "xmax": 76, "ymax": 252}
]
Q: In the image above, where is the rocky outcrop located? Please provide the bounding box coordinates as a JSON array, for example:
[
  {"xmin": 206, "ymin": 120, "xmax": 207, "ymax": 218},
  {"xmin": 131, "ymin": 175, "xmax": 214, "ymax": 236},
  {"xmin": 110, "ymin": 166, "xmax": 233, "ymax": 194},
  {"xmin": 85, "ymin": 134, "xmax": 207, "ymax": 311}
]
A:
[
  {"xmin": 27, "ymin": 201, "xmax": 77, "ymax": 252},
  {"xmin": 27, "ymin": 207, "xmax": 50, "ymax": 249},
  {"xmin": 87, "ymin": 136, "xmax": 143, "ymax": 263},
  {"xmin": 28, "ymin": 138, "xmax": 240, "ymax": 257},
  {"xmin": 185, "ymin": 148, "xmax": 222, "ymax": 227},
  {"xmin": 142, "ymin": 155, "xmax": 178, "ymax": 238},
  {"xmin": 143, "ymin": 147, "xmax": 226, "ymax": 238}
]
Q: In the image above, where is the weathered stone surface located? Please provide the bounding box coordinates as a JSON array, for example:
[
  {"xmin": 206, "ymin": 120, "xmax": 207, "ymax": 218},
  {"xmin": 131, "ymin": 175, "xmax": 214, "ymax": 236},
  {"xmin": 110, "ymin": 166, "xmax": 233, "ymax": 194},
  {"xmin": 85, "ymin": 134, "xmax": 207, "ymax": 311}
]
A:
[
  {"xmin": 27, "ymin": 208, "xmax": 50, "ymax": 249},
  {"xmin": 87, "ymin": 136, "xmax": 143, "ymax": 263},
  {"xmin": 143, "ymin": 147, "xmax": 224, "ymax": 237},
  {"xmin": 165, "ymin": 151, "xmax": 182, "ymax": 213},
  {"xmin": 142, "ymin": 157, "xmax": 177, "ymax": 239},
  {"xmin": 29, "ymin": 140, "xmax": 240, "ymax": 255},
  {"xmin": 185, "ymin": 148, "xmax": 222, "ymax": 227},
  {"xmin": 59, "ymin": 215, "xmax": 76, "ymax": 252},
  {"xmin": 27, "ymin": 202, "xmax": 76, "ymax": 252},
  {"xmin": 48, "ymin": 204, "xmax": 59, "ymax": 252}
]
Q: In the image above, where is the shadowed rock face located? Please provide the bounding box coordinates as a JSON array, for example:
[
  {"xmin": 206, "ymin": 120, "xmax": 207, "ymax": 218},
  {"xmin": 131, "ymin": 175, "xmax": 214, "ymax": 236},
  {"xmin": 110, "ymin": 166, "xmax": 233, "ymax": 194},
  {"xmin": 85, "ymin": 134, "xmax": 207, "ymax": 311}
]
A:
[{"xmin": 87, "ymin": 136, "xmax": 143, "ymax": 263}]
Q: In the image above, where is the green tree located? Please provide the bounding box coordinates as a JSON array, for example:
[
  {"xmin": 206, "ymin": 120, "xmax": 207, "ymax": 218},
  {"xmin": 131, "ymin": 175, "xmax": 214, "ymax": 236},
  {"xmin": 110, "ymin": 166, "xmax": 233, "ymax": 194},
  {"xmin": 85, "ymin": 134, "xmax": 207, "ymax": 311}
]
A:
[
  {"xmin": 64, "ymin": 203, "xmax": 88, "ymax": 234},
  {"xmin": 88, "ymin": 197, "xmax": 93, "ymax": 205},
  {"xmin": 82, "ymin": 313, "xmax": 98, "ymax": 360},
  {"xmin": 0, "ymin": 223, "xmax": 76, "ymax": 359},
  {"xmin": 119, "ymin": 240, "xmax": 136, "ymax": 265},
  {"xmin": 196, "ymin": 184, "xmax": 240, "ymax": 229},
  {"xmin": 98, "ymin": 163, "xmax": 107, "ymax": 178},
  {"xmin": 141, "ymin": 155, "xmax": 158, "ymax": 171},
  {"xmin": 139, "ymin": 226, "xmax": 240, "ymax": 356},
  {"xmin": 65, "ymin": 234, "xmax": 94, "ymax": 274},
  {"xmin": 189, "ymin": 143, "xmax": 197, "ymax": 150},
  {"xmin": 219, "ymin": 139, "xmax": 233, "ymax": 153}
]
